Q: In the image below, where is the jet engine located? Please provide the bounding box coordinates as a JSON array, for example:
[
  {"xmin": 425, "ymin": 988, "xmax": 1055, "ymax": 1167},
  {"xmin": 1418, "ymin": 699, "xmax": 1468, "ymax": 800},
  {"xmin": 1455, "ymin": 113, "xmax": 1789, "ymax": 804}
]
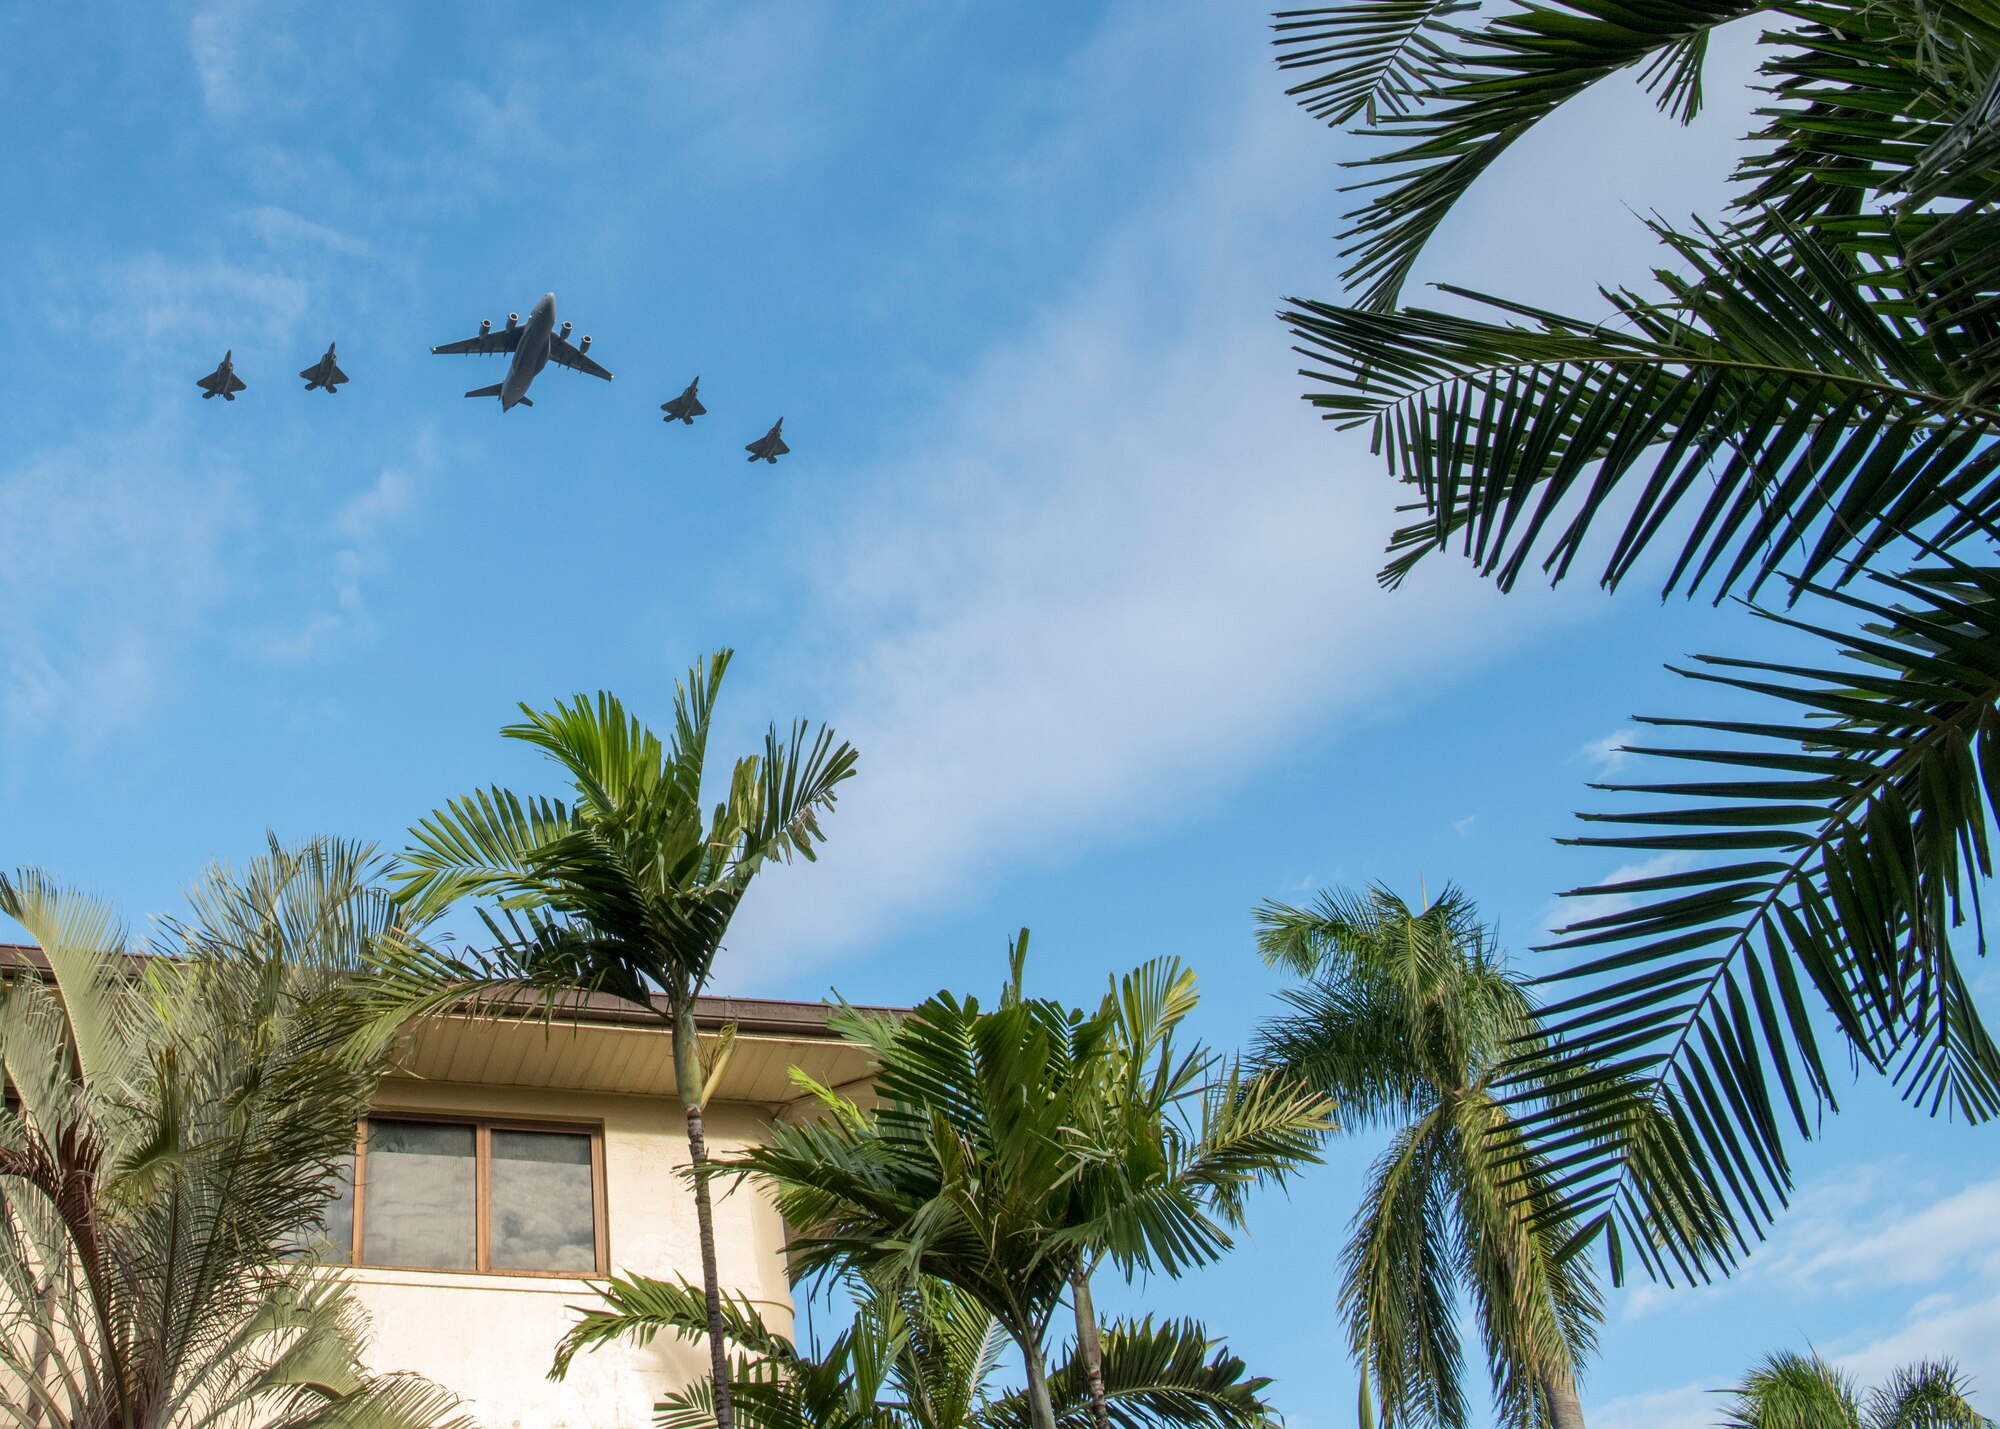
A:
[
  {"xmin": 479, "ymin": 318, "xmax": 492, "ymax": 336},
  {"xmin": 506, "ymin": 313, "xmax": 519, "ymax": 330},
  {"xmin": 558, "ymin": 321, "xmax": 573, "ymax": 341},
  {"xmin": 579, "ymin": 335, "xmax": 592, "ymax": 353}
]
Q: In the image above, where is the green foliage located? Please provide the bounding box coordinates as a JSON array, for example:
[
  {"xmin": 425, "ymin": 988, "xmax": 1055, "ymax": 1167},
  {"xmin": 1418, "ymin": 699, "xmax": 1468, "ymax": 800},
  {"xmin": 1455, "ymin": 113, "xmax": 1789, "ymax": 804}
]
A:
[
  {"xmin": 369, "ymin": 652, "xmax": 856, "ymax": 1429},
  {"xmin": 1251, "ymin": 885, "xmax": 1599, "ymax": 1429},
  {"xmin": 724, "ymin": 939, "xmax": 1328, "ymax": 1429},
  {"xmin": 1276, "ymin": 0, "xmax": 2000, "ymax": 1280},
  {"xmin": 374, "ymin": 652, "xmax": 857, "ymax": 1032},
  {"xmin": 560, "ymin": 1270, "xmax": 1277, "ymax": 1429},
  {"xmin": 0, "ymin": 840, "xmax": 466, "ymax": 1429},
  {"xmin": 1719, "ymin": 1351, "xmax": 1991, "ymax": 1429}
]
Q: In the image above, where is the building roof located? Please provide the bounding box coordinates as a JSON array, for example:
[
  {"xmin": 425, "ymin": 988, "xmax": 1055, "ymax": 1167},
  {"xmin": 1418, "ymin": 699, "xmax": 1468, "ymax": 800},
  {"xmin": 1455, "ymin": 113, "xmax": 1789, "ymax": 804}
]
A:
[{"xmin": 0, "ymin": 943, "xmax": 888, "ymax": 1111}]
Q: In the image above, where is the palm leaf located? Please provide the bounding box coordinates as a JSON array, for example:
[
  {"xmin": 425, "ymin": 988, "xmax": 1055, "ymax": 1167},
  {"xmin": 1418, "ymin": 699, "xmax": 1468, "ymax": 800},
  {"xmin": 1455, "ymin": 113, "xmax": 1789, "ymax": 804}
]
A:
[{"xmin": 1511, "ymin": 563, "xmax": 2000, "ymax": 1279}]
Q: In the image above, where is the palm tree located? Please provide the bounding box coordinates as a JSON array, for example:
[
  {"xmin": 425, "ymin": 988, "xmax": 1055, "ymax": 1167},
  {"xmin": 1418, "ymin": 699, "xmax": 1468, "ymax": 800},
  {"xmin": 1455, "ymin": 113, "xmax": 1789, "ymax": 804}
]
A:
[
  {"xmin": 1718, "ymin": 1350, "xmax": 1990, "ymax": 1428},
  {"xmin": 721, "ymin": 936, "xmax": 1329, "ymax": 1429},
  {"xmin": 0, "ymin": 840, "xmax": 466, "ymax": 1429},
  {"xmin": 370, "ymin": 650, "xmax": 857, "ymax": 1429},
  {"xmin": 549, "ymin": 1271, "xmax": 1279, "ymax": 1429},
  {"xmin": 1250, "ymin": 885, "xmax": 1598, "ymax": 1429},
  {"xmin": 1269, "ymin": 0, "xmax": 2000, "ymax": 1277}
]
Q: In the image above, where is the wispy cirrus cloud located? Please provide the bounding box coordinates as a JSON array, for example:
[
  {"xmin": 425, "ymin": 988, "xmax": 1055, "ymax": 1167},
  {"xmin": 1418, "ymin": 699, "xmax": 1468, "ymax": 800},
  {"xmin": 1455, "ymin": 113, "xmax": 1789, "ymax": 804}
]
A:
[{"xmin": 0, "ymin": 416, "xmax": 244, "ymax": 757}]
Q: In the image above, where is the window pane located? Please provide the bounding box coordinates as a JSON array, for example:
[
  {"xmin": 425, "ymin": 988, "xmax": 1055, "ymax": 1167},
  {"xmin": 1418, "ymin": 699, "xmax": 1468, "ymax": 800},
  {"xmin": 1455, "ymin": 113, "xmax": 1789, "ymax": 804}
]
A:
[
  {"xmin": 305, "ymin": 1148, "xmax": 356, "ymax": 1263},
  {"xmin": 362, "ymin": 1120, "xmax": 475, "ymax": 1270},
  {"xmin": 489, "ymin": 1129, "xmax": 596, "ymax": 1272}
]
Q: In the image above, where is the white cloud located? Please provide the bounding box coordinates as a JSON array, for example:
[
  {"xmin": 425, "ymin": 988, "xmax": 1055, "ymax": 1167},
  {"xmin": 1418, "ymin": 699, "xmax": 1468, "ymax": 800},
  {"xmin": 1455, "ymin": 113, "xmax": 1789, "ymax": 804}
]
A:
[
  {"xmin": 0, "ymin": 417, "xmax": 243, "ymax": 755},
  {"xmin": 725, "ymin": 14, "xmax": 1594, "ymax": 978},
  {"xmin": 259, "ymin": 452, "xmax": 427, "ymax": 663},
  {"xmin": 1576, "ymin": 726, "xmax": 1641, "ymax": 777},
  {"xmin": 187, "ymin": 1, "xmax": 300, "ymax": 118},
  {"xmin": 1835, "ymin": 1289, "xmax": 2000, "ymax": 1388},
  {"xmin": 1537, "ymin": 851, "xmax": 1695, "ymax": 941},
  {"xmin": 1592, "ymin": 1382, "xmax": 1722, "ymax": 1429}
]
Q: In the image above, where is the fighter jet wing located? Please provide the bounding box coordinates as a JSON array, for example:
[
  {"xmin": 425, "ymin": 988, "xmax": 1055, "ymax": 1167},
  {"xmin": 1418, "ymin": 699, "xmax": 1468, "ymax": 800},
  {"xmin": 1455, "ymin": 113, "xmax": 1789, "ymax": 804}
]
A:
[
  {"xmin": 431, "ymin": 328, "xmax": 523, "ymax": 356},
  {"xmin": 548, "ymin": 334, "xmax": 613, "ymax": 380},
  {"xmin": 768, "ymin": 434, "xmax": 789, "ymax": 456}
]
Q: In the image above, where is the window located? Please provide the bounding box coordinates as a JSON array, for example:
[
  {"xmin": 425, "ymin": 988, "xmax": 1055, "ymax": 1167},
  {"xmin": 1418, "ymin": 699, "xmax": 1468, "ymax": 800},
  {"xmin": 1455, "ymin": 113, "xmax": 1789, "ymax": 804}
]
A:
[{"xmin": 315, "ymin": 1115, "xmax": 606, "ymax": 1276}]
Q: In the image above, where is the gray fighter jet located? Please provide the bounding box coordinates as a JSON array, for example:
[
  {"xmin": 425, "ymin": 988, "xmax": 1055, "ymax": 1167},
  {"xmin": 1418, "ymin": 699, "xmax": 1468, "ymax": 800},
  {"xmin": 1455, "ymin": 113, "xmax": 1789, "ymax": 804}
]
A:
[
  {"xmin": 661, "ymin": 377, "xmax": 706, "ymax": 425},
  {"xmin": 299, "ymin": 342, "xmax": 349, "ymax": 393},
  {"xmin": 196, "ymin": 351, "xmax": 247, "ymax": 401},
  {"xmin": 431, "ymin": 292, "xmax": 611, "ymax": 411},
  {"xmin": 745, "ymin": 418, "xmax": 789, "ymax": 464}
]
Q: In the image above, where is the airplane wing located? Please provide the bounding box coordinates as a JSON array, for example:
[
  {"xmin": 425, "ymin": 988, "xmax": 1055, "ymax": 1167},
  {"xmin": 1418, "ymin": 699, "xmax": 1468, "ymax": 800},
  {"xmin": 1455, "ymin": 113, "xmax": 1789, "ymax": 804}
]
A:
[
  {"xmin": 197, "ymin": 373, "xmax": 222, "ymax": 392},
  {"xmin": 327, "ymin": 364, "xmax": 348, "ymax": 385},
  {"xmin": 548, "ymin": 334, "xmax": 613, "ymax": 380},
  {"xmin": 228, "ymin": 374, "xmax": 247, "ymax": 393},
  {"xmin": 770, "ymin": 435, "xmax": 789, "ymax": 456},
  {"xmin": 431, "ymin": 327, "xmax": 523, "ymax": 356}
]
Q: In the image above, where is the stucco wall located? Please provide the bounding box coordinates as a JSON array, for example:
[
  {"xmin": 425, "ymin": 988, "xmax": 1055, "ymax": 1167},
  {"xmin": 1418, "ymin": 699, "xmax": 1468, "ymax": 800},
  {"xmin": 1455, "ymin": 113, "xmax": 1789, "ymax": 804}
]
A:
[{"xmin": 349, "ymin": 1078, "xmax": 794, "ymax": 1429}]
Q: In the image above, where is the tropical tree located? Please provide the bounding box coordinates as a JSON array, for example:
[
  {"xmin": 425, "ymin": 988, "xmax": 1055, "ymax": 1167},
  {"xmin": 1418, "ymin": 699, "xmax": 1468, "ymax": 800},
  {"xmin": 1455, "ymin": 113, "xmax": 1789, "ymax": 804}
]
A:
[
  {"xmin": 1250, "ymin": 885, "xmax": 1599, "ymax": 1429},
  {"xmin": 369, "ymin": 650, "xmax": 857, "ymax": 1429},
  {"xmin": 549, "ymin": 1271, "xmax": 1279, "ymax": 1429},
  {"xmin": 720, "ymin": 937, "xmax": 1330, "ymax": 1429},
  {"xmin": 0, "ymin": 840, "xmax": 466, "ymax": 1429},
  {"xmin": 1270, "ymin": 0, "xmax": 2000, "ymax": 1276},
  {"xmin": 1717, "ymin": 1350, "xmax": 1990, "ymax": 1428}
]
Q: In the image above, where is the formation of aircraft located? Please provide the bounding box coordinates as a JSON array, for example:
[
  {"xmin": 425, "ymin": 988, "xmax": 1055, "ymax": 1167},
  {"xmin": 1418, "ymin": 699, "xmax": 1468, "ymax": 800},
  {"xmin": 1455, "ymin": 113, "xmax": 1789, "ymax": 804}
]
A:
[
  {"xmin": 194, "ymin": 290, "xmax": 793, "ymax": 463},
  {"xmin": 660, "ymin": 376, "xmax": 705, "ymax": 424},
  {"xmin": 195, "ymin": 351, "xmax": 246, "ymax": 401},
  {"xmin": 299, "ymin": 342, "xmax": 348, "ymax": 393},
  {"xmin": 745, "ymin": 419, "xmax": 788, "ymax": 464}
]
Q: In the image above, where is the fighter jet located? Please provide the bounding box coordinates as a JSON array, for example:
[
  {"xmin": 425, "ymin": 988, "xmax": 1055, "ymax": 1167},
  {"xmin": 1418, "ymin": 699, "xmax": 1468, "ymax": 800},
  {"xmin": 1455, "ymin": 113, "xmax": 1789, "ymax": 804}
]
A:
[
  {"xmin": 745, "ymin": 418, "xmax": 789, "ymax": 464},
  {"xmin": 430, "ymin": 293, "xmax": 611, "ymax": 411},
  {"xmin": 661, "ymin": 377, "xmax": 706, "ymax": 425},
  {"xmin": 299, "ymin": 342, "xmax": 349, "ymax": 393},
  {"xmin": 196, "ymin": 351, "xmax": 247, "ymax": 401}
]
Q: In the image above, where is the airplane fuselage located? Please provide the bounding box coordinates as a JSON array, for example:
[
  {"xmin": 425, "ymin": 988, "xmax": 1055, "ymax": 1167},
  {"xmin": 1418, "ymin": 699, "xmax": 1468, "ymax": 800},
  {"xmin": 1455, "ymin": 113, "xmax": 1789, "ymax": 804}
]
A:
[{"xmin": 501, "ymin": 293, "xmax": 558, "ymax": 410}]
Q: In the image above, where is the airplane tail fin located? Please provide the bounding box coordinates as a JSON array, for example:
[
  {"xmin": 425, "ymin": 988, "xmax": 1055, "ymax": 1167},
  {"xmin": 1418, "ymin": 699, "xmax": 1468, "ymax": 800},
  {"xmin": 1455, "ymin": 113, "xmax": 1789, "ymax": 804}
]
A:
[
  {"xmin": 516, "ymin": 397, "xmax": 532, "ymax": 407},
  {"xmin": 464, "ymin": 383, "xmax": 504, "ymax": 399}
]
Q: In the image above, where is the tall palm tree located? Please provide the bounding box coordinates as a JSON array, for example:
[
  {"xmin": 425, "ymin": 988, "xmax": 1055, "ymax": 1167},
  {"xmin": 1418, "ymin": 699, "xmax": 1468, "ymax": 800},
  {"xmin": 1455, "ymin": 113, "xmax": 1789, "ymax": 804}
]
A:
[
  {"xmin": 0, "ymin": 840, "xmax": 466, "ymax": 1429},
  {"xmin": 371, "ymin": 651, "xmax": 856, "ymax": 1429},
  {"xmin": 549, "ymin": 1271, "xmax": 1279, "ymax": 1429},
  {"xmin": 1269, "ymin": 0, "xmax": 2000, "ymax": 1278},
  {"xmin": 1250, "ymin": 885, "xmax": 1598, "ymax": 1429},
  {"xmin": 723, "ymin": 937, "xmax": 1329, "ymax": 1429},
  {"xmin": 1718, "ymin": 1350, "xmax": 1990, "ymax": 1428}
]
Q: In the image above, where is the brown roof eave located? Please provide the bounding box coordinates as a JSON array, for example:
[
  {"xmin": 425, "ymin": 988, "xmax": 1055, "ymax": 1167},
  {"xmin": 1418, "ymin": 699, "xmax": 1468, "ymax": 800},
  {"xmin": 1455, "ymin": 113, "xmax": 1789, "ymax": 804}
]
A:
[{"xmin": 0, "ymin": 944, "xmax": 895, "ymax": 1042}]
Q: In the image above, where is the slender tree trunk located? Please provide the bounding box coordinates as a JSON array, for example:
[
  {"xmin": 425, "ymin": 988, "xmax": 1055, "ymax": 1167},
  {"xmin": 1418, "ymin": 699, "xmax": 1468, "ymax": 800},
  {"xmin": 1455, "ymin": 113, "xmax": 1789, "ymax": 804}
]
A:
[
  {"xmin": 1069, "ymin": 1267, "xmax": 1112, "ymax": 1429},
  {"xmin": 1542, "ymin": 1370, "xmax": 1586, "ymax": 1429},
  {"xmin": 1021, "ymin": 1331, "xmax": 1059, "ymax": 1429},
  {"xmin": 674, "ymin": 1004, "xmax": 735, "ymax": 1429}
]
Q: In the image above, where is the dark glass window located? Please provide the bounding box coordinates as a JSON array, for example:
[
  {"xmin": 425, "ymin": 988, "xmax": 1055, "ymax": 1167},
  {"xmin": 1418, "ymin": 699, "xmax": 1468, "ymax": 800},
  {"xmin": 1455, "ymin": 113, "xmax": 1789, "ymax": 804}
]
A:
[
  {"xmin": 489, "ymin": 1129, "xmax": 597, "ymax": 1272},
  {"xmin": 363, "ymin": 1120, "xmax": 477, "ymax": 1270},
  {"xmin": 339, "ymin": 1116, "xmax": 603, "ymax": 1275}
]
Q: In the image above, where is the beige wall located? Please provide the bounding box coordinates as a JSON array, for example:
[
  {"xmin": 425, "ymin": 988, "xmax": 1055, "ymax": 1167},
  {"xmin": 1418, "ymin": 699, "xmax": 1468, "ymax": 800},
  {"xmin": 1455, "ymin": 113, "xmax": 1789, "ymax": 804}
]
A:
[{"xmin": 349, "ymin": 1077, "xmax": 795, "ymax": 1429}]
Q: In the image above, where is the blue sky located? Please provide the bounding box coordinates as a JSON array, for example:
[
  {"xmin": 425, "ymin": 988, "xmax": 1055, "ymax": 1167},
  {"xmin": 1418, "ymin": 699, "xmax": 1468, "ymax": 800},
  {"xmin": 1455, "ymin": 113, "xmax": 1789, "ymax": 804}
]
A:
[{"xmin": 3, "ymin": 2, "xmax": 1996, "ymax": 1424}]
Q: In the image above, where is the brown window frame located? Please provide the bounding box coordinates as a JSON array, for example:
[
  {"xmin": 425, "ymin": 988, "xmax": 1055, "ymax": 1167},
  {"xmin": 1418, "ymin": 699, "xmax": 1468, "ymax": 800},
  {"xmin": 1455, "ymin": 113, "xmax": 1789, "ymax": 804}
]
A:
[{"xmin": 344, "ymin": 1111, "xmax": 610, "ymax": 1278}]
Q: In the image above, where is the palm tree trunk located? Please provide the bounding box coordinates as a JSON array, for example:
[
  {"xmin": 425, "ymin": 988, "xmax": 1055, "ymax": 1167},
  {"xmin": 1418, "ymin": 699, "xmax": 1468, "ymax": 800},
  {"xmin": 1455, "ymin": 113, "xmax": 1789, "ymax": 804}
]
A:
[
  {"xmin": 673, "ymin": 1003, "xmax": 735, "ymax": 1429},
  {"xmin": 1069, "ymin": 1266, "xmax": 1112, "ymax": 1429},
  {"xmin": 1543, "ymin": 1370, "xmax": 1586, "ymax": 1429},
  {"xmin": 1021, "ymin": 1332, "xmax": 1059, "ymax": 1429}
]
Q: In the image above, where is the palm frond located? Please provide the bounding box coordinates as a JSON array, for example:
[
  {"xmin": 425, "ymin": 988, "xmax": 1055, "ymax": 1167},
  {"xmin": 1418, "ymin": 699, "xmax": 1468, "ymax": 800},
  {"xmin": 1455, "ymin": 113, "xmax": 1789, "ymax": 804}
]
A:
[
  {"xmin": 1511, "ymin": 563, "xmax": 2000, "ymax": 1280},
  {"xmin": 1300, "ymin": 0, "xmax": 1767, "ymax": 307},
  {"xmin": 549, "ymin": 1273, "xmax": 795, "ymax": 1380},
  {"xmin": 1288, "ymin": 217, "xmax": 2000, "ymax": 603}
]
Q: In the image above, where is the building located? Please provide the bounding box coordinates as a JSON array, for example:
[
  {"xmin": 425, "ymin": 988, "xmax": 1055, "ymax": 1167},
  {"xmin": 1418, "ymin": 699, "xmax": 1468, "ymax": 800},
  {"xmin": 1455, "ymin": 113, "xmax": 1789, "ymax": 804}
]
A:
[
  {"xmin": 0, "ymin": 941, "xmax": 878, "ymax": 1429},
  {"xmin": 340, "ymin": 991, "xmax": 879, "ymax": 1429}
]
